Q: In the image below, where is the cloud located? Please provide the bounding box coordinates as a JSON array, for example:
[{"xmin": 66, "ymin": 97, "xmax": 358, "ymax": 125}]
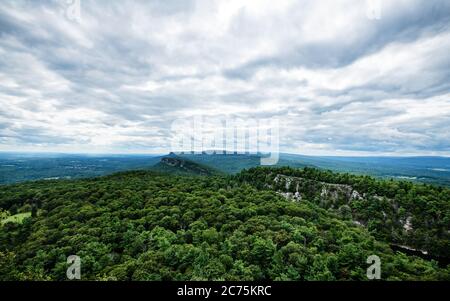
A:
[{"xmin": 0, "ymin": 0, "xmax": 449, "ymax": 155}]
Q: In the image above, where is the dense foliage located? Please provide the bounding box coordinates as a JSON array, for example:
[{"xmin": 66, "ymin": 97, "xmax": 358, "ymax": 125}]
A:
[
  {"xmin": 237, "ymin": 167, "xmax": 450, "ymax": 258},
  {"xmin": 0, "ymin": 168, "xmax": 449, "ymax": 280}
]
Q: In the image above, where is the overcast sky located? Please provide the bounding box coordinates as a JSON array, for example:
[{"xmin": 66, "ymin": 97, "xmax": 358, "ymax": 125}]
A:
[{"xmin": 0, "ymin": 0, "xmax": 449, "ymax": 156}]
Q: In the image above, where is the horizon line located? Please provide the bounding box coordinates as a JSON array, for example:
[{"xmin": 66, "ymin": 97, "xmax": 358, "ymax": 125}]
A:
[{"xmin": 0, "ymin": 150, "xmax": 449, "ymax": 158}]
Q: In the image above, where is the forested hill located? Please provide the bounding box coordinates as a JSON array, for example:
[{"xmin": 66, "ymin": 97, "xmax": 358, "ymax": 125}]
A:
[
  {"xmin": 0, "ymin": 166, "xmax": 449, "ymax": 280},
  {"xmin": 236, "ymin": 167, "xmax": 450, "ymax": 258}
]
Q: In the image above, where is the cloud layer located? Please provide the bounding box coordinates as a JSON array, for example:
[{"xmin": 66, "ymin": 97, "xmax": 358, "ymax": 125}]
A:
[{"xmin": 0, "ymin": 0, "xmax": 449, "ymax": 155}]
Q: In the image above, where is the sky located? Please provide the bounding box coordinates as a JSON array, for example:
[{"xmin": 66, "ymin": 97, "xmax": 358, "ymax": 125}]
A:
[{"xmin": 0, "ymin": 0, "xmax": 449, "ymax": 156}]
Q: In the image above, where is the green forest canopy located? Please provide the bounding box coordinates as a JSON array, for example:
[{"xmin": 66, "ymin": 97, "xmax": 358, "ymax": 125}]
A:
[{"xmin": 0, "ymin": 166, "xmax": 449, "ymax": 280}]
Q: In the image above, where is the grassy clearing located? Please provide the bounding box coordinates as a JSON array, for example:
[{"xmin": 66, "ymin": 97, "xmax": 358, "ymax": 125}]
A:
[{"xmin": 1, "ymin": 212, "xmax": 31, "ymax": 225}]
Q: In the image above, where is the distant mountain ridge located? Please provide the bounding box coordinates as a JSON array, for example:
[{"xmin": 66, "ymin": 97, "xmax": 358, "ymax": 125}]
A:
[
  {"xmin": 176, "ymin": 152, "xmax": 450, "ymax": 186},
  {"xmin": 0, "ymin": 151, "xmax": 449, "ymax": 186}
]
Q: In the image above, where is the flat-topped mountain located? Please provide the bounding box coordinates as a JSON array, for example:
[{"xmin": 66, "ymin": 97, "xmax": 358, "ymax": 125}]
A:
[{"xmin": 152, "ymin": 155, "xmax": 222, "ymax": 176}]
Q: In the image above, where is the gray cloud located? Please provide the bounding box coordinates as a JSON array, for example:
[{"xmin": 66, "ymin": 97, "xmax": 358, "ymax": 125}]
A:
[
  {"xmin": 224, "ymin": 0, "xmax": 450, "ymax": 78},
  {"xmin": 0, "ymin": 0, "xmax": 449, "ymax": 155}
]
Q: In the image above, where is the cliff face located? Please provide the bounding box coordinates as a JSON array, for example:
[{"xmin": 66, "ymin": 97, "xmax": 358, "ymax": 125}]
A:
[
  {"xmin": 271, "ymin": 173, "xmax": 421, "ymax": 240},
  {"xmin": 155, "ymin": 156, "xmax": 221, "ymax": 176},
  {"xmin": 272, "ymin": 174, "xmax": 364, "ymax": 208},
  {"xmin": 161, "ymin": 157, "xmax": 185, "ymax": 167}
]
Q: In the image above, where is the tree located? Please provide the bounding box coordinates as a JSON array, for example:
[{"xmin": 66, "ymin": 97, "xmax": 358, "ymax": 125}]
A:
[{"xmin": 251, "ymin": 237, "xmax": 276, "ymax": 266}]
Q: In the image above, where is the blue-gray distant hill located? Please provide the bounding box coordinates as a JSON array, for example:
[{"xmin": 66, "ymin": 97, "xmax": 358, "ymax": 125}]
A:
[
  {"xmin": 175, "ymin": 152, "xmax": 450, "ymax": 186},
  {"xmin": 0, "ymin": 152, "xmax": 161, "ymax": 184},
  {"xmin": 1, "ymin": 151, "xmax": 449, "ymax": 186},
  {"xmin": 152, "ymin": 155, "xmax": 223, "ymax": 176}
]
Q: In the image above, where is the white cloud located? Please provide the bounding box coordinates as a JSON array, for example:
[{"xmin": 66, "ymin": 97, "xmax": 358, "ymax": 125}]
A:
[{"xmin": 0, "ymin": 0, "xmax": 449, "ymax": 155}]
